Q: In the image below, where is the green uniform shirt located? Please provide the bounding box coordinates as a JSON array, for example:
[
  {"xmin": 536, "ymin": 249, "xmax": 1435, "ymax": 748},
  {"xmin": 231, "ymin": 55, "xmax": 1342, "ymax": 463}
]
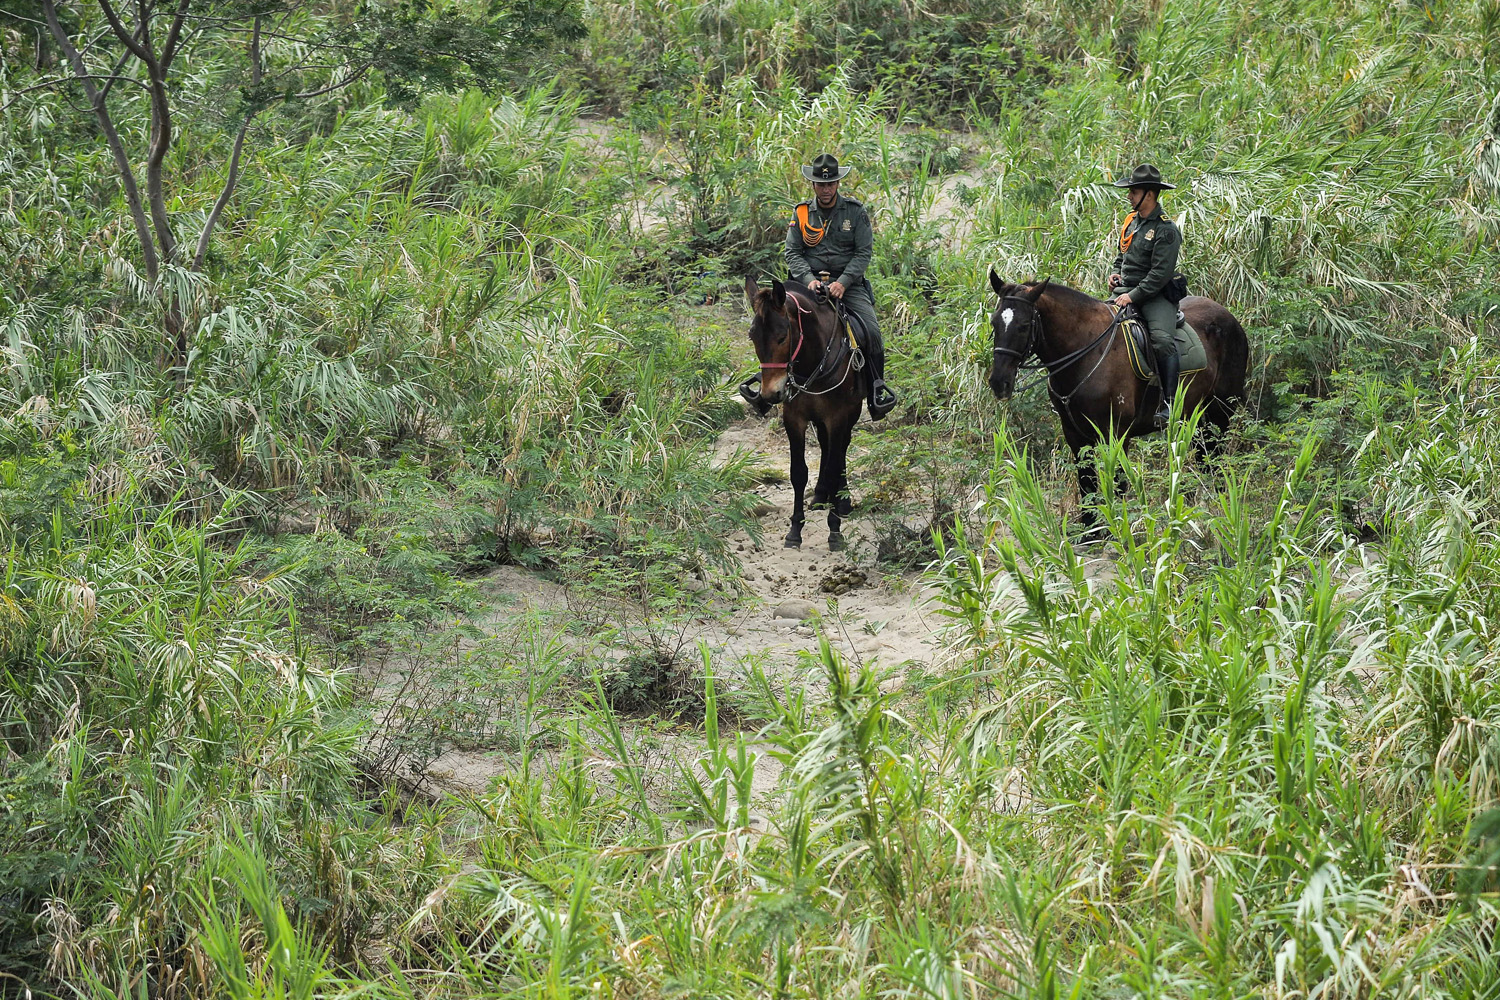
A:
[
  {"xmin": 784, "ymin": 195, "xmax": 873, "ymax": 288},
  {"xmin": 1111, "ymin": 205, "xmax": 1181, "ymax": 303}
]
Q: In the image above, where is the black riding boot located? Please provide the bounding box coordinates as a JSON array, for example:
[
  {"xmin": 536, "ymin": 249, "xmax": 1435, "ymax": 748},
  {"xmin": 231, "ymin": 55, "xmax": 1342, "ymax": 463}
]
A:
[
  {"xmin": 738, "ymin": 374, "xmax": 772, "ymax": 417},
  {"xmin": 1153, "ymin": 347, "xmax": 1180, "ymax": 430},
  {"xmin": 864, "ymin": 328, "xmax": 897, "ymax": 420}
]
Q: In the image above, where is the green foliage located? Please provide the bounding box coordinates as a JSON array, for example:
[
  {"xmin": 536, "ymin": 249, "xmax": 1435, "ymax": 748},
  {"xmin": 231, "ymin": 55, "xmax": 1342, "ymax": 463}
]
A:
[
  {"xmin": 0, "ymin": 478, "xmax": 455, "ymax": 990},
  {"xmin": 2, "ymin": 0, "xmax": 1500, "ymax": 994}
]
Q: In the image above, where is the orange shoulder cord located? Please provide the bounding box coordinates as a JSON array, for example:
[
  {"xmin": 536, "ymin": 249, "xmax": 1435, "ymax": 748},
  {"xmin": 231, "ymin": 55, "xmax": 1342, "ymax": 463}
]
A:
[
  {"xmin": 1118, "ymin": 211, "xmax": 1138, "ymax": 253},
  {"xmin": 795, "ymin": 203, "xmax": 826, "ymax": 247}
]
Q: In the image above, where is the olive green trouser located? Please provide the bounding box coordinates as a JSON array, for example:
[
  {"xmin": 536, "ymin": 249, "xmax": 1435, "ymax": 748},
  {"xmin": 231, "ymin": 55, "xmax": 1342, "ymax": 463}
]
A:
[{"xmin": 1123, "ymin": 291, "xmax": 1179, "ymax": 357}]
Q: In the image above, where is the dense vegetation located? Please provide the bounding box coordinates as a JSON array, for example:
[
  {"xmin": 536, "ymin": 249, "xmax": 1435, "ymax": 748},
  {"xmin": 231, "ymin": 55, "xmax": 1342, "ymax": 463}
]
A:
[{"xmin": 2, "ymin": 0, "xmax": 1498, "ymax": 994}]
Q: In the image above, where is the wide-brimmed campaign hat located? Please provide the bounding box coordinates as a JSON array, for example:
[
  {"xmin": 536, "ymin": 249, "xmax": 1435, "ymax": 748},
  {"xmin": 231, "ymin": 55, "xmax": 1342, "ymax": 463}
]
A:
[
  {"xmin": 1112, "ymin": 164, "xmax": 1175, "ymax": 190},
  {"xmin": 802, "ymin": 153, "xmax": 852, "ymax": 182}
]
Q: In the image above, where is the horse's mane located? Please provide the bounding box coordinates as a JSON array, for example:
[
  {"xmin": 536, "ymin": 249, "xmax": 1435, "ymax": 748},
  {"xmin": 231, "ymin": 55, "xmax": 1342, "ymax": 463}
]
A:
[
  {"xmin": 998, "ymin": 278, "xmax": 1110, "ymax": 316},
  {"xmin": 1002, "ymin": 277, "xmax": 1098, "ymax": 305},
  {"xmin": 784, "ymin": 279, "xmax": 829, "ymax": 313},
  {"xmin": 1039, "ymin": 280, "xmax": 1107, "ymax": 310}
]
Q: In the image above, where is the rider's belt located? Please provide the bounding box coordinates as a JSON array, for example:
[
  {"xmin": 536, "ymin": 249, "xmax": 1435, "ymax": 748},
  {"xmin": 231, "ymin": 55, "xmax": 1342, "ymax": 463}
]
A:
[{"xmin": 795, "ymin": 204, "xmax": 826, "ymax": 247}]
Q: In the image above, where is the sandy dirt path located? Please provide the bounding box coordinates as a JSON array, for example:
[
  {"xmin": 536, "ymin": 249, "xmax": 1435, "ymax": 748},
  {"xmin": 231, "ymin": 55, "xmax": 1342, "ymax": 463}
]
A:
[
  {"xmin": 704, "ymin": 408, "xmax": 945, "ymax": 677},
  {"xmin": 418, "ymin": 403, "xmax": 950, "ymax": 795}
]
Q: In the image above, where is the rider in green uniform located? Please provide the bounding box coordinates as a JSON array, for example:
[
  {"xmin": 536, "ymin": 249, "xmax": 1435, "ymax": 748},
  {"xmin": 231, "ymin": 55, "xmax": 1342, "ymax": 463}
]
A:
[
  {"xmin": 784, "ymin": 153, "xmax": 897, "ymax": 420},
  {"xmin": 1108, "ymin": 164, "xmax": 1182, "ymax": 429}
]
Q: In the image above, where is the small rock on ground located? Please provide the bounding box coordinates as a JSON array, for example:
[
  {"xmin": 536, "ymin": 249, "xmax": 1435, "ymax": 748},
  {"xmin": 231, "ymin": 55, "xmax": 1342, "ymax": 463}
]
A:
[{"xmin": 773, "ymin": 598, "xmax": 819, "ymax": 620}]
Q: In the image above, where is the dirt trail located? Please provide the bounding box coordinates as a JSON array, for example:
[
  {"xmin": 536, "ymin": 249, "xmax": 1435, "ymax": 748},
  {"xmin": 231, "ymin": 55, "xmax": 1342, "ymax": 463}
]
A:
[
  {"xmin": 419, "ymin": 402, "xmax": 949, "ymax": 795},
  {"xmin": 705, "ymin": 406, "xmax": 945, "ymax": 676}
]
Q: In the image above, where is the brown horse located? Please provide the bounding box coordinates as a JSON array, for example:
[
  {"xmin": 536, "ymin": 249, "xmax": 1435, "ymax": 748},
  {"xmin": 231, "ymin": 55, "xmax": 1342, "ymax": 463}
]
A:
[
  {"xmin": 987, "ymin": 271, "xmax": 1248, "ymax": 519},
  {"xmin": 744, "ymin": 276, "xmax": 868, "ymax": 550}
]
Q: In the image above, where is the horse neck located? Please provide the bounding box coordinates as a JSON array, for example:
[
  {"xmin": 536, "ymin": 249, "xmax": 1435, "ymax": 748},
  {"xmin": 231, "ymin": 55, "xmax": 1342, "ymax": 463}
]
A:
[{"xmin": 1033, "ymin": 292, "xmax": 1114, "ymax": 370}]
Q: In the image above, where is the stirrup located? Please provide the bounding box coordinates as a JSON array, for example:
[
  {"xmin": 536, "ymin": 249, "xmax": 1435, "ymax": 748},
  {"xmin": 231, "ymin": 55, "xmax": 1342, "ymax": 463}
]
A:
[{"xmin": 869, "ymin": 382, "xmax": 898, "ymax": 420}]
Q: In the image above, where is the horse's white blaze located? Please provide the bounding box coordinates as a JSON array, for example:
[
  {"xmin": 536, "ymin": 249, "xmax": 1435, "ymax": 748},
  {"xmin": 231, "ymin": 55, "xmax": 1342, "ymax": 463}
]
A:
[{"xmin": 1000, "ymin": 307, "xmax": 1014, "ymax": 331}]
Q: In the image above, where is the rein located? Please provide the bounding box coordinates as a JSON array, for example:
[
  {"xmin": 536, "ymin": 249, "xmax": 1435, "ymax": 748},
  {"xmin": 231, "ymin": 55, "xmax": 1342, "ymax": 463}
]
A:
[{"xmin": 994, "ymin": 296, "xmax": 1127, "ymax": 399}]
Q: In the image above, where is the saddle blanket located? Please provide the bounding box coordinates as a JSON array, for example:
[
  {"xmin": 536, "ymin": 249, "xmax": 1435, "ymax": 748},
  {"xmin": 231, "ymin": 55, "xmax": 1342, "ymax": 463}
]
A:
[{"xmin": 1123, "ymin": 313, "xmax": 1207, "ymax": 384}]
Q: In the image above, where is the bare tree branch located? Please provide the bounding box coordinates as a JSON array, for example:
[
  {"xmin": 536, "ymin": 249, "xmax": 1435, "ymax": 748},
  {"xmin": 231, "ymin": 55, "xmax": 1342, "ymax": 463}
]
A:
[
  {"xmin": 40, "ymin": 0, "xmax": 160, "ymax": 280},
  {"xmin": 160, "ymin": 0, "xmax": 191, "ymax": 69},
  {"xmin": 291, "ymin": 62, "xmax": 371, "ymax": 99},
  {"xmin": 98, "ymin": 24, "xmax": 145, "ymax": 100},
  {"xmin": 192, "ymin": 15, "xmax": 261, "ymax": 271},
  {"xmin": 127, "ymin": 0, "xmax": 179, "ymax": 265},
  {"xmin": 0, "ymin": 73, "xmax": 156, "ymax": 113},
  {"xmin": 95, "ymin": 0, "xmax": 151, "ymax": 60}
]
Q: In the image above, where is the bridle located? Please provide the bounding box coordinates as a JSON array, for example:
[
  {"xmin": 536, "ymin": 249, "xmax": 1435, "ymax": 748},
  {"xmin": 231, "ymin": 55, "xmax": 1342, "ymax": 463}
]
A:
[
  {"xmin": 991, "ymin": 294, "xmax": 1128, "ymax": 403},
  {"xmin": 759, "ymin": 292, "xmax": 857, "ymax": 400},
  {"xmin": 759, "ymin": 294, "xmax": 813, "ymax": 373}
]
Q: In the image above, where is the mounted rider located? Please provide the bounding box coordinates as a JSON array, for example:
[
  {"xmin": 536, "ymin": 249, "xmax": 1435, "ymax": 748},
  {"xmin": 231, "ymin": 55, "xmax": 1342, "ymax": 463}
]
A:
[
  {"xmin": 784, "ymin": 153, "xmax": 898, "ymax": 420},
  {"xmin": 1108, "ymin": 164, "xmax": 1183, "ymax": 429}
]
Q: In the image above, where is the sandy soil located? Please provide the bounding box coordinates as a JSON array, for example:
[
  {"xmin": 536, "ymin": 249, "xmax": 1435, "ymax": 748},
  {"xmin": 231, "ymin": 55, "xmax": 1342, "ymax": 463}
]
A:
[
  {"xmin": 419, "ymin": 402, "xmax": 950, "ymax": 796},
  {"xmin": 703, "ymin": 407, "xmax": 945, "ymax": 678}
]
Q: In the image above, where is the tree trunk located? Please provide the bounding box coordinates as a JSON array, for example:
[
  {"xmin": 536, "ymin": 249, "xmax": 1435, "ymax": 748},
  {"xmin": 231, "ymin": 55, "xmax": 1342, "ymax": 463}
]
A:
[{"xmin": 41, "ymin": 0, "xmax": 160, "ymax": 282}]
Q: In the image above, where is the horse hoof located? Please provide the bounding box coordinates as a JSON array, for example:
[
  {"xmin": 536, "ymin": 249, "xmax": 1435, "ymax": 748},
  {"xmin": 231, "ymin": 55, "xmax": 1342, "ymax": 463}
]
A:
[
  {"xmin": 784, "ymin": 535, "xmax": 802, "ymax": 549},
  {"xmin": 828, "ymin": 532, "xmax": 845, "ymax": 551}
]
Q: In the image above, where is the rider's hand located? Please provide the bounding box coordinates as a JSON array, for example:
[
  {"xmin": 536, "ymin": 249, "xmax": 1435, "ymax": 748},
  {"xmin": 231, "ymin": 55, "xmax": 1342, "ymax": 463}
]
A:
[
  {"xmin": 1114, "ymin": 293, "xmax": 1133, "ymax": 308},
  {"xmin": 1108, "ymin": 273, "xmax": 1122, "ymax": 289},
  {"xmin": 808, "ymin": 279, "xmax": 824, "ymax": 295},
  {"xmin": 828, "ymin": 281, "xmax": 846, "ymax": 299}
]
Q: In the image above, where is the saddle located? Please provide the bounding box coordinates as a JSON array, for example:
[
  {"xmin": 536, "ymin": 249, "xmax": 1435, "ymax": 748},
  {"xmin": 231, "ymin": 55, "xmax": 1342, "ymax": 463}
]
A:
[{"xmin": 1121, "ymin": 307, "xmax": 1208, "ymax": 385}]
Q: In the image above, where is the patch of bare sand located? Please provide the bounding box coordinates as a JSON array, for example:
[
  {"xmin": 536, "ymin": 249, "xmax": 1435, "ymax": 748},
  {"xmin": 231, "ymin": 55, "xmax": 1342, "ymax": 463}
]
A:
[
  {"xmin": 703, "ymin": 407, "xmax": 945, "ymax": 686},
  {"xmin": 418, "ymin": 405, "xmax": 950, "ymax": 797},
  {"xmin": 927, "ymin": 167, "xmax": 987, "ymax": 246}
]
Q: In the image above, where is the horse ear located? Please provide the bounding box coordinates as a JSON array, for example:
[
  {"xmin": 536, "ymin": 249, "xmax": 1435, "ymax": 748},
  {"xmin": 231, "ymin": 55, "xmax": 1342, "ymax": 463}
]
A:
[
  {"xmin": 989, "ymin": 268, "xmax": 1005, "ymax": 297},
  {"xmin": 1025, "ymin": 277, "xmax": 1051, "ymax": 302},
  {"xmin": 770, "ymin": 278, "xmax": 786, "ymax": 308},
  {"xmin": 744, "ymin": 275, "xmax": 759, "ymax": 307}
]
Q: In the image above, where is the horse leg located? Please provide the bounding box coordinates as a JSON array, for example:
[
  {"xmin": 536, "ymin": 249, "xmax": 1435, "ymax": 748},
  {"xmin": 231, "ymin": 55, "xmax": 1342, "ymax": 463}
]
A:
[
  {"xmin": 785, "ymin": 412, "xmax": 808, "ymax": 549},
  {"xmin": 826, "ymin": 418, "xmax": 855, "ymax": 551},
  {"xmin": 810, "ymin": 419, "xmax": 831, "ymax": 508}
]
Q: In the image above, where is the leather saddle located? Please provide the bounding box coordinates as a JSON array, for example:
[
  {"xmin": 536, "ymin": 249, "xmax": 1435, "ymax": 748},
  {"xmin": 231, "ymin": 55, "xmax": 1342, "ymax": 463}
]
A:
[{"xmin": 1122, "ymin": 307, "xmax": 1206, "ymax": 385}]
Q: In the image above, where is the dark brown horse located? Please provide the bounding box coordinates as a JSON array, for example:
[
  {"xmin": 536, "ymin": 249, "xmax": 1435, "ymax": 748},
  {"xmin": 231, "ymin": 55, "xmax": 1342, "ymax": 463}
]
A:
[
  {"xmin": 987, "ymin": 271, "xmax": 1248, "ymax": 517},
  {"xmin": 744, "ymin": 276, "xmax": 869, "ymax": 550}
]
